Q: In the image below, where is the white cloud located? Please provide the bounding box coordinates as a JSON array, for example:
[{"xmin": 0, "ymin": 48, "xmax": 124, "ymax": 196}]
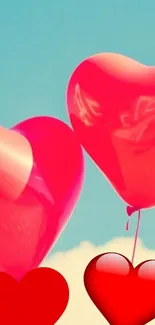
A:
[{"xmin": 41, "ymin": 238, "xmax": 155, "ymax": 324}]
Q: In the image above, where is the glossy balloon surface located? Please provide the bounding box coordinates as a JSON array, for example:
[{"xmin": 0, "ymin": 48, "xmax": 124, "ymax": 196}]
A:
[
  {"xmin": 0, "ymin": 116, "xmax": 84, "ymax": 280},
  {"xmin": 67, "ymin": 53, "xmax": 155, "ymax": 209},
  {"xmin": 84, "ymin": 253, "xmax": 155, "ymax": 325}
]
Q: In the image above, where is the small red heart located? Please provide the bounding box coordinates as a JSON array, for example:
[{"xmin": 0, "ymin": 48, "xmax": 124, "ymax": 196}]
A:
[
  {"xmin": 0, "ymin": 267, "xmax": 69, "ymax": 325},
  {"xmin": 84, "ymin": 253, "xmax": 155, "ymax": 325},
  {"xmin": 0, "ymin": 116, "xmax": 84, "ymax": 280}
]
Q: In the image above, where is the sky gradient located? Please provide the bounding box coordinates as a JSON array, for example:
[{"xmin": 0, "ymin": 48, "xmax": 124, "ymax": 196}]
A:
[{"xmin": 0, "ymin": 0, "xmax": 155, "ymax": 255}]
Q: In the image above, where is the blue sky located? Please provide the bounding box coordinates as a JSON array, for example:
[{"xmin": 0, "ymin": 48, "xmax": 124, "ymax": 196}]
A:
[{"xmin": 1, "ymin": 0, "xmax": 155, "ymax": 254}]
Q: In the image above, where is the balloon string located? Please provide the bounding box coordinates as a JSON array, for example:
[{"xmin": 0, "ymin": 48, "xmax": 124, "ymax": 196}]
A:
[{"xmin": 126, "ymin": 208, "xmax": 141, "ymax": 265}]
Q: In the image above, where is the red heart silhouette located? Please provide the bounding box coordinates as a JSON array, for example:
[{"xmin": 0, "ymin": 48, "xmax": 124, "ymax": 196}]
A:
[
  {"xmin": 84, "ymin": 253, "xmax": 155, "ymax": 325},
  {"xmin": 0, "ymin": 267, "xmax": 69, "ymax": 325},
  {"xmin": 0, "ymin": 116, "xmax": 84, "ymax": 280},
  {"xmin": 67, "ymin": 53, "xmax": 155, "ymax": 209}
]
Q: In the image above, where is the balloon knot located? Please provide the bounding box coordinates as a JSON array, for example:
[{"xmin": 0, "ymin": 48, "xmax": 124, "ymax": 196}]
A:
[
  {"xmin": 126, "ymin": 206, "xmax": 140, "ymax": 231},
  {"xmin": 126, "ymin": 206, "xmax": 140, "ymax": 216}
]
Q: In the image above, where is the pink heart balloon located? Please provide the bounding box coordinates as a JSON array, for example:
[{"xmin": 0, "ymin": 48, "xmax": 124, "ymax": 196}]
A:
[{"xmin": 0, "ymin": 116, "xmax": 84, "ymax": 280}]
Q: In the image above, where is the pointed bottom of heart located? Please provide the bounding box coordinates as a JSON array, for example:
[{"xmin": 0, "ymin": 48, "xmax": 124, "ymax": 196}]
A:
[
  {"xmin": 84, "ymin": 253, "xmax": 155, "ymax": 325},
  {"xmin": 0, "ymin": 267, "xmax": 69, "ymax": 325}
]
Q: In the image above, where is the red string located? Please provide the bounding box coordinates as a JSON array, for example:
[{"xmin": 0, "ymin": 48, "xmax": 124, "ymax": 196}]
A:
[{"xmin": 126, "ymin": 207, "xmax": 141, "ymax": 265}]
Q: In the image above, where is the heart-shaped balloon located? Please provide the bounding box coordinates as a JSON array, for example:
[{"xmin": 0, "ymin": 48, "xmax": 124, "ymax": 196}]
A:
[
  {"xmin": 0, "ymin": 267, "xmax": 69, "ymax": 325},
  {"xmin": 0, "ymin": 116, "xmax": 84, "ymax": 280},
  {"xmin": 84, "ymin": 253, "xmax": 155, "ymax": 325},
  {"xmin": 67, "ymin": 53, "xmax": 155, "ymax": 210}
]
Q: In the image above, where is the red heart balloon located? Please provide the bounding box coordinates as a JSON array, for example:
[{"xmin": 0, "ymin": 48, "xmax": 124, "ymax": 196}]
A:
[
  {"xmin": 67, "ymin": 53, "xmax": 155, "ymax": 210},
  {"xmin": 84, "ymin": 253, "xmax": 155, "ymax": 325},
  {"xmin": 0, "ymin": 116, "xmax": 84, "ymax": 280},
  {"xmin": 0, "ymin": 267, "xmax": 69, "ymax": 325}
]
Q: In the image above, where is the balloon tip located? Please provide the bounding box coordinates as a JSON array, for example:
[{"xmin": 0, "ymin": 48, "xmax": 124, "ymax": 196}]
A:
[{"xmin": 126, "ymin": 206, "xmax": 140, "ymax": 216}]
